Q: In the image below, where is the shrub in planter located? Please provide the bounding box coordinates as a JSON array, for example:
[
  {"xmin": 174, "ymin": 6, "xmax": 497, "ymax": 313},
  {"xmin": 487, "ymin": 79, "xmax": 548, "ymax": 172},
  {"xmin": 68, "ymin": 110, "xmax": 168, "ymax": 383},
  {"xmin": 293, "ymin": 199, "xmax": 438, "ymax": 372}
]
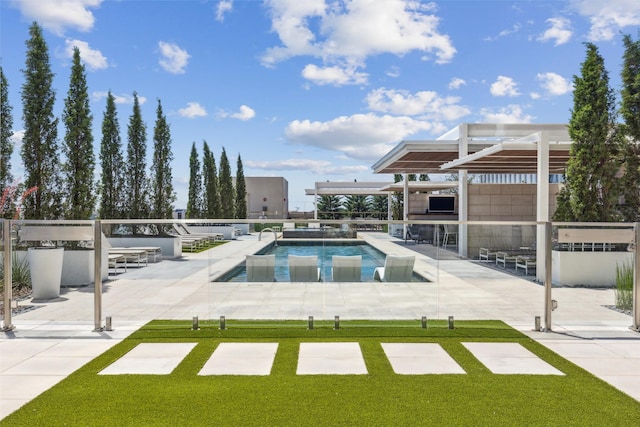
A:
[{"xmin": 615, "ymin": 262, "xmax": 634, "ymax": 310}]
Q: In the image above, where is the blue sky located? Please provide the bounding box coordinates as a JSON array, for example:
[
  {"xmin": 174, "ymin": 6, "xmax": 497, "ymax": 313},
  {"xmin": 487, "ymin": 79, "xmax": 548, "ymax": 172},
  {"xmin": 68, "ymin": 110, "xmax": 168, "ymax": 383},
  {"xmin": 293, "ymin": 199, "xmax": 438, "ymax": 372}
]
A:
[{"xmin": 2, "ymin": 0, "xmax": 640, "ymax": 212}]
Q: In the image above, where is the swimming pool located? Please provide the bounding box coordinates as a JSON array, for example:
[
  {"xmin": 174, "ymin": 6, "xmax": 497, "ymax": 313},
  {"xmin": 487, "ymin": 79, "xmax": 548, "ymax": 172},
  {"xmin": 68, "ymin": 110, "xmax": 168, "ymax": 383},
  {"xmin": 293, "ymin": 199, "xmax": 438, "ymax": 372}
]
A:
[{"xmin": 220, "ymin": 241, "xmax": 426, "ymax": 282}]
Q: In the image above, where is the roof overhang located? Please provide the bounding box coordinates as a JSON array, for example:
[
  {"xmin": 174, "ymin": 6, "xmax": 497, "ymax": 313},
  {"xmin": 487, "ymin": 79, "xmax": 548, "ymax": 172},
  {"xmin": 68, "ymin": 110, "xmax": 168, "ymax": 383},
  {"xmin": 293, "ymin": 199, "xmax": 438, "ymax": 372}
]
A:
[
  {"xmin": 440, "ymin": 140, "xmax": 572, "ymax": 174},
  {"xmin": 378, "ymin": 181, "xmax": 459, "ymax": 192},
  {"xmin": 371, "ymin": 124, "xmax": 571, "ymax": 175}
]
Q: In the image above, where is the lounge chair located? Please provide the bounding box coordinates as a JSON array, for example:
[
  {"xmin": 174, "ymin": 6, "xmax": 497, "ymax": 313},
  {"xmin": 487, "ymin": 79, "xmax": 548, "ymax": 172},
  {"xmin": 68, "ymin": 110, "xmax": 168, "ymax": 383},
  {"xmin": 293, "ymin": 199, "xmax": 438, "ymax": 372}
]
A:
[
  {"xmin": 288, "ymin": 255, "xmax": 321, "ymax": 282},
  {"xmin": 373, "ymin": 255, "xmax": 415, "ymax": 282},
  {"xmin": 331, "ymin": 255, "xmax": 362, "ymax": 282},
  {"xmin": 246, "ymin": 254, "xmax": 276, "ymax": 282}
]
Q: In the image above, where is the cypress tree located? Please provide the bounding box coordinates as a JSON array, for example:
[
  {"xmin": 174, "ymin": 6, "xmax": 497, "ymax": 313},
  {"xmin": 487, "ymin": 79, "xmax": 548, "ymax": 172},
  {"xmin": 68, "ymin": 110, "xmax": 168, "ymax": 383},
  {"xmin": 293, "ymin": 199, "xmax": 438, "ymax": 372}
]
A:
[
  {"xmin": 219, "ymin": 147, "xmax": 235, "ymax": 218},
  {"xmin": 150, "ymin": 99, "xmax": 175, "ymax": 219},
  {"xmin": 186, "ymin": 142, "xmax": 202, "ymax": 219},
  {"xmin": 1, "ymin": 67, "xmax": 13, "ymax": 191},
  {"xmin": 125, "ymin": 92, "xmax": 149, "ymax": 219},
  {"xmin": 619, "ymin": 33, "xmax": 640, "ymax": 221},
  {"xmin": 21, "ymin": 22, "xmax": 62, "ymax": 219},
  {"xmin": 62, "ymin": 46, "xmax": 95, "ymax": 219},
  {"xmin": 99, "ymin": 91, "xmax": 125, "ymax": 219},
  {"xmin": 234, "ymin": 154, "xmax": 247, "ymax": 219},
  {"xmin": 202, "ymin": 141, "xmax": 220, "ymax": 218},
  {"xmin": 555, "ymin": 43, "xmax": 620, "ymax": 222}
]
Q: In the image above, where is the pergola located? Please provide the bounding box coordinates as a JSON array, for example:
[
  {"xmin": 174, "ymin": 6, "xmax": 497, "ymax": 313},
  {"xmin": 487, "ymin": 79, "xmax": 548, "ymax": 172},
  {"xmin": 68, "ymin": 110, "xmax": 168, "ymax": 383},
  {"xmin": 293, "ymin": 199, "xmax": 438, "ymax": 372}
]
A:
[{"xmin": 371, "ymin": 123, "xmax": 572, "ymax": 281}]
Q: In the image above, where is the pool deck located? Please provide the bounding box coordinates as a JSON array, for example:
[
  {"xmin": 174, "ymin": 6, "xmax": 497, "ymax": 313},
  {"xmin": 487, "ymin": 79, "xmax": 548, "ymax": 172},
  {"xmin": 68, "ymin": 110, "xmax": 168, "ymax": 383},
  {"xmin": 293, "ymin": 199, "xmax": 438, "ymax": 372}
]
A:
[{"xmin": 2, "ymin": 231, "xmax": 640, "ymax": 418}]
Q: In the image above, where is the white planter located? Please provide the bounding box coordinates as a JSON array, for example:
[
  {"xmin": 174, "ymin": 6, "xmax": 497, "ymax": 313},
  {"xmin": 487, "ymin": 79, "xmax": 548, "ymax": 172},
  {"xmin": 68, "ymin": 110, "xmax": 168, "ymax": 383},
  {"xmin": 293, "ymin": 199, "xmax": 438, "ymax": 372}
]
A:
[
  {"xmin": 28, "ymin": 247, "xmax": 64, "ymax": 299},
  {"xmin": 552, "ymin": 250, "xmax": 634, "ymax": 287},
  {"xmin": 61, "ymin": 250, "xmax": 108, "ymax": 287}
]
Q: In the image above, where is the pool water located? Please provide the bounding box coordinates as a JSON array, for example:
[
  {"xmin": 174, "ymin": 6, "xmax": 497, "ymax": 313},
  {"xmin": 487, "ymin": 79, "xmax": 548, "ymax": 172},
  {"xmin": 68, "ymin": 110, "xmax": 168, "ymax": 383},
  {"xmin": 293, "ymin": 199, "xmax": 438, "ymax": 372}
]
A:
[{"xmin": 222, "ymin": 241, "xmax": 390, "ymax": 282}]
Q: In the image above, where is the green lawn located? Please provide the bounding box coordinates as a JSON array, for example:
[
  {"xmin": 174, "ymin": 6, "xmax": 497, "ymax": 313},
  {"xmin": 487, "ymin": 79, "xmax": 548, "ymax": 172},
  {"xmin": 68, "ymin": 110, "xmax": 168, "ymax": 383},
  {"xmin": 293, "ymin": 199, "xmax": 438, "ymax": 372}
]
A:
[{"xmin": 4, "ymin": 320, "xmax": 640, "ymax": 426}]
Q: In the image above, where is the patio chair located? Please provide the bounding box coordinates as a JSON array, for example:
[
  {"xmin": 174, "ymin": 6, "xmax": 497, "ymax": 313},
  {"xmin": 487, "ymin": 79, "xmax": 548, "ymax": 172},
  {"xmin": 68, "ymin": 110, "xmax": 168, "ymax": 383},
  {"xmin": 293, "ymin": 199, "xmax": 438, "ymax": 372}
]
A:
[
  {"xmin": 373, "ymin": 255, "xmax": 415, "ymax": 282},
  {"xmin": 331, "ymin": 255, "xmax": 362, "ymax": 282},
  {"xmin": 288, "ymin": 255, "xmax": 321, "ymax": 282},
  {"xmin": 246, "ymin": 254, "xmax": 276, "ymax": 282},
  {"xmin": 442, "ymin": 224, "xmax": 458, "ymax": 249}
]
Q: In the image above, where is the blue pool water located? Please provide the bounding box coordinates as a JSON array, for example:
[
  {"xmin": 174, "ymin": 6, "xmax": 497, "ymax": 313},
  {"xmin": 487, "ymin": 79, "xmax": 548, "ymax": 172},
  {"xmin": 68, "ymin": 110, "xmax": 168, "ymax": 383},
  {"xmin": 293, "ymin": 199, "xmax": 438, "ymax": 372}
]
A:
[{"xmin": 221, "ymin": 241, "xmax": 394, "ymax": 282}]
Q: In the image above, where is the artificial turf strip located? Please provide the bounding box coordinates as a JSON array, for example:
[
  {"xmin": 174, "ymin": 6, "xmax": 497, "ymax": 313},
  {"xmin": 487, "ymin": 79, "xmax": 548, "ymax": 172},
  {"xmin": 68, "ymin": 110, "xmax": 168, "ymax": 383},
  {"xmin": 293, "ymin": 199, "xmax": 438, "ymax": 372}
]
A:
[{"xmin": 4, "ymin": 320, "xmax": 640, "ymax": 426}]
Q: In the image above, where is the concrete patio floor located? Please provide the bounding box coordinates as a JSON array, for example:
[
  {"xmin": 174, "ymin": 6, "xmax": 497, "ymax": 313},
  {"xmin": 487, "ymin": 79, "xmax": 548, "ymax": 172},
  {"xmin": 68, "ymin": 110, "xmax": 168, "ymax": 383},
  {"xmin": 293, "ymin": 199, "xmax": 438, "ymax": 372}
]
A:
[{"xmin": 2, "ymin": 232, "xmax": 640, "ymax": 419}]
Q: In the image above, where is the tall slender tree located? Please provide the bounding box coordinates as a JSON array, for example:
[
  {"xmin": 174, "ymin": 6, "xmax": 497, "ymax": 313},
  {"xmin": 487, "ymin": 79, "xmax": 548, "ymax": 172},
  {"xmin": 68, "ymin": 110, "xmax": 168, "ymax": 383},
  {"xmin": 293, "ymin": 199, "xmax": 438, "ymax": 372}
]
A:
[
  {"xmin": 186, "ymin": 142, "xmax": 202, "ymax": 219},
  {"xmin": 62, "ymin": 46, "xmax": 95, "ymax": 219},
  {"xmin": 219, "ymin": 147, "xmax": 235, "ymax": 219},
  {"xmin": 99, "ymin": 91, "xmax": 125, "ymax": 219},
  {"xmin": 619, "ymin": 33, "xmax": 640, "ymax": 221},
  {"xmin": 125, "ymin": 92, "xmax": 148, "ymax": 219},
  {"xmin": 1, "ymin": 67, "xmax": 13, "ymax": 191},
  {"xmin": 344, "ymin": 194, "xmax": 371, "ymax": 218},
  {"xmin": 202, "ymin": 141, "xmax": 220, "ymax": 218},
  {"xmin": 150, "ymin": 99, "xmax": 175, "ymax": 219},
  {"xmin": 234, "ymin": 154, "xmax": 247, "ymax": 219},
  {"xmin": 21, "ymin": 22, "xmax": 62, "ymax": 219},
  {"xmin": 555, "ymin": 43, "xmax": 620, "ymax": 221}
]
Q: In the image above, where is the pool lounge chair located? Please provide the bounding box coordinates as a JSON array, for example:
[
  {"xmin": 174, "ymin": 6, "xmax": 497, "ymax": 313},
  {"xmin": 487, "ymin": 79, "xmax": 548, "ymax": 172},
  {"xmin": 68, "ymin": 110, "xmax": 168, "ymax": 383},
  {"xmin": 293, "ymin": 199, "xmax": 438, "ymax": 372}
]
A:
[
  {"xmin": 331, "ymin": 255, "xmax": 362, "ymax": 282},
  {"xmin": 288, "ymin": 255, "xmax": 321, "ymax": 282},
  {"xmin": 373, "ymin": 255, "xmax": 415, "ymax": 282},
  {"xmin": 246, "ymin": 254, "xmax": 276, "ymax": 282}
]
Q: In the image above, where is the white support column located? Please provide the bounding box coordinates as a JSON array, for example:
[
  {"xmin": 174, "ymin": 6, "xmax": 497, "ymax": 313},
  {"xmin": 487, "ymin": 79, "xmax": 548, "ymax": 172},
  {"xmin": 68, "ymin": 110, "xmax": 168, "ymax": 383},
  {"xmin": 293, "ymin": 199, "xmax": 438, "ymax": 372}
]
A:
[
  {"xmin": 314, "ymin": 183, "xmax": 318, "ymax": 220},
  {"xmin": 403, "ymin": 174, "xmax": 409, "ymax": 237},
  {"xmin": 536, "ymin": 131, "xmax": 550, "ymax": 283},
  {"xmin": 387, "ymin": 193, "xmax": 392, "ymax": 235},
  {"xmin": 458, "ymin": 124, "xmax": 468, "ymax": 257}
]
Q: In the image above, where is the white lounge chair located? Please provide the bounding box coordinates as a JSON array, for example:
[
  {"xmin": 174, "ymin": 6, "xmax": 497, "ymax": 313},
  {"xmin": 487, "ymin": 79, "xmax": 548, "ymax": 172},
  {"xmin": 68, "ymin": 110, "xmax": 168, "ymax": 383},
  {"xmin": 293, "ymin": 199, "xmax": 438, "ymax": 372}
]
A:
[
  {"xmin": 288, "ymin": 255, "xmax": 321, "ymax": 282},
  {"xmin": 331, "ymin": 255, "xmax": 362, "ymax": 282},
  {"xmin": 373, "ymin": 255, "xmax": 415, "ymax": 282},
  {"xmin": 246, "ymin": 254, "xmax": 276, "ymax": 282}
]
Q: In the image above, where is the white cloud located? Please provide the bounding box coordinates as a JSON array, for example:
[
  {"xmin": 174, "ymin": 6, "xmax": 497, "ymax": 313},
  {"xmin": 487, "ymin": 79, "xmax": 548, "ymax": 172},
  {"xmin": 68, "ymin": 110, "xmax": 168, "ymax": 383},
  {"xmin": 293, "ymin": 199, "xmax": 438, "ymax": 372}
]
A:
[
  {"xmin": 91, "ymin": 91, "xmax": 146, "ymax": 105},
  {"xmin": 386, "ymin": 66, "xmax": 400, "ymax": 78},
  {"xmin": 284, "ymin": 113, "xmax": 435, "ymax": 161},
  {"xmin": 301, "ymin": 64, "xmax": 368, "ymax": 86},
  {"xmin": 479, "ymin": 104, "xmax": 534, "ymax": 123},
  {"xmin": 448, "ymin": 77, "xmax": 466, "ymax": 90},
  {"xmin": 262, "ymin": 0, "xmax": 455, "ymax": 85},
  {"xmin": 14, "ymin": 0, "xmax": 102, "ymax": 35},
  {"xmin": 538, "ymin": 17, "xmax": 573, "ymax": 46},
  {"xmin": 536, "ymin": 72, "xmax": 572, "ymax": 96},
  {"xmin": 178, "ymin": 102, "xmax": 207, "ymax": 118},
  {"xmin": 64, "ymin": 39, "xmax": 108, "ymax": 70},
  {"xmin": 219, "ymin": 105, "xmax": 256, "ymax": 121},
  {"xmin": 571, "ymin": 0, "xmax": 640, "ymax": 41},
  {"xmin": 530, "ymin": 92, "xmax": 541, "ymax": 100},
  {"xmin": 216, "ymin": 0, "xmax": 233, "ymax": 21},
  {"xmin": 158, "ymin": 41, "xmax": 190, "ymax": 74},
  {"xmin": 365, "ymin": 88, "xmax": 470, "ymax": 121},
  {"xmin": 9, "ymin": 129, "xmax": 24, "ymax": 147},
  {"xmin": 490, "ymin": 76, "xmax": 520, "ymax": 97},
  {"xmin": 245, "ymin": 158, "xmax": 369, "ymax": 175}
]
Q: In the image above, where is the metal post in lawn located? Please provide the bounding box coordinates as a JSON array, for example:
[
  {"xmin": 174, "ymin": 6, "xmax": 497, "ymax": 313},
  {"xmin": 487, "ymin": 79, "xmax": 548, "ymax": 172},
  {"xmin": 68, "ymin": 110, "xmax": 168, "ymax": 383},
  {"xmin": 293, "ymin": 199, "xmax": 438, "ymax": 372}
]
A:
[
  {"xmin": 544, "ymin": 221, "xmax": 553, "ymax": 331},
  {"xmin": 2, "ymin": 220, "xmax": 14, "ymax": 331},
  {"xmin": 632, "ymin": 222, "xmax": 640, "ymax": 332},
  {"xmin": 94, "ymin": 220, "xmax": 103, "ymax": 332}
]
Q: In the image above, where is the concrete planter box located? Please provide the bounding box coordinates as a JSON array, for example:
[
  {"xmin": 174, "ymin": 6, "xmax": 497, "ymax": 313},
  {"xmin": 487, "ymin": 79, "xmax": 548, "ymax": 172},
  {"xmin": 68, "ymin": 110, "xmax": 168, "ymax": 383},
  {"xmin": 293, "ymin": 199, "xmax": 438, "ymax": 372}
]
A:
[
  {"xmin": 552, "ymin": 250, "xmax": 633, "ymax": 287},
  {"xmin": 28, "ymin": 247, "xmax": 64, "ymax": 299},
  {"xmin": 107, "ymin": 236, "xmax": 181, "ymax": 258},
  {"xmin": 61, "ymin": 250, "xmax": 109, "ymax": 287}
]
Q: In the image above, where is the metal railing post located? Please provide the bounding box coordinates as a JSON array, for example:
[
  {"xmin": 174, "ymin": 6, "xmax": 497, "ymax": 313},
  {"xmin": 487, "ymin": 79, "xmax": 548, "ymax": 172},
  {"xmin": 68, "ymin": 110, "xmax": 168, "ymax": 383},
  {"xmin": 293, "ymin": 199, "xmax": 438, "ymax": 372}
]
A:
[
  {"xmin": 544, "ymin": 221, "xmax": 553, "ymax": 331},
  {"xmin": 2, "ymin": 220, "xmax": 14, "ymax": 331},
  {"xmin": 632, "ymin": 222, "xmax": 640, "ymax": 331},
  {"xmin": 94, "ymin": 220, "xmax": 103, "ymax": 332}
]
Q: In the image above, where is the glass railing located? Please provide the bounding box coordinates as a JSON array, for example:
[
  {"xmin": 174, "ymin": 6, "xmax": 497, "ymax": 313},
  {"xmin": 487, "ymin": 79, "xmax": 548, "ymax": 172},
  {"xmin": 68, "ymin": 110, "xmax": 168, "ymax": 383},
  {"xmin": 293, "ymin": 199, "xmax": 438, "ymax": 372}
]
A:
[{"xmin": 1, "ymin": 218, "xmax": 638, "ymax": 334}]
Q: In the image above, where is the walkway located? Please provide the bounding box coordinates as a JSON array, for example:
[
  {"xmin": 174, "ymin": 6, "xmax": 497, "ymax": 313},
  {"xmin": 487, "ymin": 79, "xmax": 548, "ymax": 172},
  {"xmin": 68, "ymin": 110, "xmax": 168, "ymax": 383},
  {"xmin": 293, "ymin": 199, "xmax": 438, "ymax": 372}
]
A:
[{"xmin": 2, "ymin": 232, "xmax": 639, "ymax": 419}]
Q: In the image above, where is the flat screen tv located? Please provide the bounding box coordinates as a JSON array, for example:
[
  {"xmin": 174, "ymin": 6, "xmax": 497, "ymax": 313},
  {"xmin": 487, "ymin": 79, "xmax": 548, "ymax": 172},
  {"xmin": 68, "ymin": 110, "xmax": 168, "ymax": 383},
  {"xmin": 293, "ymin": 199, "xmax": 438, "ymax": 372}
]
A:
[{"xmin": 428, "ymin": 195, "xmax": 456, "ymax": 213}]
